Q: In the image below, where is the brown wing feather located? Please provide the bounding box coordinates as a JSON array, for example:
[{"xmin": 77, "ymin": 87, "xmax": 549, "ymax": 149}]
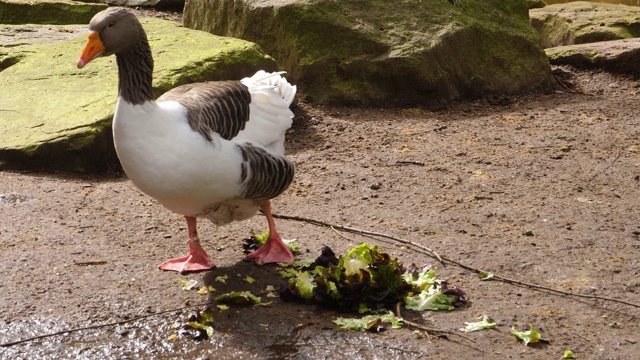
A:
[
  {"xmin": 238, "ymin": 143, "xmax": 295, "ymax": 200},
  {"xmin": 157, "ymin": 81, "xmax": 251, "ymax": 141}
]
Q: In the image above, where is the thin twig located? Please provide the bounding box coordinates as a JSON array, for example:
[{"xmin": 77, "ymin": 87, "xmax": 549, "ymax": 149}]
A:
[
  {"xmin": 273, "ymin": 213, "xmax": 640, "ymax": 309},
  {"xmin": 394, "ymin": 302, "xmax": 475, "ymax": 342},
  {"xmin": 395, "ymin": 160, "xmax": 425, "ymax": 166},
  {"xmin": 273, "ymin": 214, "xmax": 444, "ymax": 265},
  {"xmin": 330, "ymin": 226, "xmax": 354, "ymax": 241},
  {"xmin": 485, "ymin": 274, "xmax": 640, "ymax": 308},
  {"xmin": 0, "ymin": 302, "xmax": 210, "ymax": 347},
  {"xmin": 74, "ymin": 261, "xmax": 107, "ymax": 266},
  {"xmin": 552, "ymin": 73, "xmax": 577, "ymax": 94}
]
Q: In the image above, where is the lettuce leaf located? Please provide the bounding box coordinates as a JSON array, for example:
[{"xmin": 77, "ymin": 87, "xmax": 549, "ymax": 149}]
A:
[
  {"xmin": 403, "ymin": 264, "xmax": 436, "ymax": 291},
  {"xmin": 214, "ymin": 291, "xmax": 261, "ymax": 305},
  {"xmin": 461, "ymin": 315, "xmax": 497, "ymax": 332},
  {"xmin": 404, "ymin": 281, "xmax": 462, "ymax": 311},
  {"xmin": 333, "ymin": 311, "xmax": 403, "ymax": 332},
  {"xmin": 511, "ymin": 325, "xmax": 542, "ymax": 345},
  {"xmin": 178, "ymin": 278, "xmax": 198, "ymax": 291}
]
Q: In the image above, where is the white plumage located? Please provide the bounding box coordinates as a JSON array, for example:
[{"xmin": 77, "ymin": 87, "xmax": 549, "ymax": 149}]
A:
[
  {"xmin": 113, "ymin": 72, "xmax": 294, "ymax": 222},
  {"xmin": 77, "ymin": 8, "xmax": 297, "ymax": 273}
]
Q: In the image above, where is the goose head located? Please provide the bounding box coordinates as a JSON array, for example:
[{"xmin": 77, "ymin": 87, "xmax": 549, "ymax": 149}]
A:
[{"xmin": 77, "ymin": 8, "xmax": 144, "ymax": 69}]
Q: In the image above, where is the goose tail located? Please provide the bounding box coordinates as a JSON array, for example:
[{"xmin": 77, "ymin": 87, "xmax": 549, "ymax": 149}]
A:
[{"xmin": 241, "ymin": 70, "xmax": 297, "ymax": 107}]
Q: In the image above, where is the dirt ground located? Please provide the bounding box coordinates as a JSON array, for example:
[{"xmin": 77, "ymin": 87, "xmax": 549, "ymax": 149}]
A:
[
  {"xmin": 0, "ymin": 66, "xmax": 638, "ymax": 359},
  {"xmin": 1, "ymin": 8, "xmax": 640, "ymax": 358}
]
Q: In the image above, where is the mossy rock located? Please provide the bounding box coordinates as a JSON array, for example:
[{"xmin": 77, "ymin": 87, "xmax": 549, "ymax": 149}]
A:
[
  {"xmin": 0, "ymin": 18, "xmax": 275, "ymax": 172},
  {"xmin": 184, "ymin": 0, "xmax": 552, "ymax": 106},
  {"xmin": 530, "ymin": 1, "xmax": 640, "ymax": 48},
  {"xmin": 546, "ymin": 38, "xmax": 640, "ymax": 76},
  {"xmin": 0, "ymin": 0, "xmax": 108, "ymax": 25}
]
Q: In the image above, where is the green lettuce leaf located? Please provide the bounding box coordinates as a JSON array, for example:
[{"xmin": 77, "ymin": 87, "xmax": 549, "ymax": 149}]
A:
[
  {"xmin": 178, "ymin": 278, "xmax": 198, "ymax": 291},
  {"xmin": 461, "ymin": 315, "xmax": 497, "ymax": 332},
  {"xmin": 214, "ymin": 291, "xmax": 261, "ymax": 305},
  {"xmin": 404, "ymin": 280, "xmax": 465, "ymax": 311},
  {"xmin": 179, "ymin": 306, "xmax": 215, "ymax": 340},
  {"xmin": 333, "ymin": 311, "xmax": 403, "ymax": 331},
  {"xmin": 287, "ymin": 271, "xmax": 317, "ymax": 300},
  {"xmin": 188, "ymin": 321, "xmax": 214, "ymax": 338},
  {"xmin": 511, "ymin": 325, "xmax": 542, "ymax": 345},
  {"xmin": 478, "ymin": 271, "xmax": 494, "ymax": 280},
  {"xmin": 402, "ymin": 264, "xmax": 436, "ymax": 291}
]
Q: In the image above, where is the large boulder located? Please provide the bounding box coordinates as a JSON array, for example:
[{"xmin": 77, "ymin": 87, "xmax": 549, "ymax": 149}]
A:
[
  {"xmin": 546, "ymin": 38, "xmax": 640, "ymax": 77},
  {"xmin": 184, "ymin": 0, "xmax": 552, "ymax": 106},
  {"xmin": 100, "ymin": 0, "xmax": 184, "ymax": 9},
  {"xmin": 0, "ymin": 0, "xmax": 107, "ymax": 25},
  {"xmin": 530, "ymin": 2, "xmax": 640, "ymax": 48},
  {"xmin": 0, "ymin": 18, "xmax": 276, "ymax": 172}
]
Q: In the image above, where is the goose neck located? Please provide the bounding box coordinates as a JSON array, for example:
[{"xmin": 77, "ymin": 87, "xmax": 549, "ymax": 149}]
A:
[{"xmin": 116, "ymin": 39, "xmax": 154, "ymax": 105}]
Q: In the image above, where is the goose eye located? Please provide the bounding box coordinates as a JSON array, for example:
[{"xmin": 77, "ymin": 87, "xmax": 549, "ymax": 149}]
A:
[{"xmin": 106, "ymin": 23, "xmax": 114, "ymax": 29}]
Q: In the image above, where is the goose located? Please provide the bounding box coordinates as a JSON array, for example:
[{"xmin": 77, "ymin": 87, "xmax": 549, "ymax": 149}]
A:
[{"xmin": 76, "ymin": 8, "xmax": 297, "ymax": 273}]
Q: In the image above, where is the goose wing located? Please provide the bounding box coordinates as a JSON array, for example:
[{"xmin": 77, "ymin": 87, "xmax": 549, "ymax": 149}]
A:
[
  {"xmin": 157, "ymin": 80, "xmax": 251, "ymax": 141},
  {"xmin": 238, "ymin": 143, "xmax": 295, "ymax": 200}
]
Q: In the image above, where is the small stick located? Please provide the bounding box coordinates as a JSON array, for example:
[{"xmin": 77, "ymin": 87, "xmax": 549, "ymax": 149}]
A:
[
  {"xmin": 485, "ymin": 273, "xmax": 640, "ymax": 308},
  {"xmin": 330, "ymin": 226, "xmax": 354, "ymax": 242},
  {"xmin": 74, "ymin": 261, "xmax": 107, "ymax": 266},
  {"xmin": 395, "ymin": 160, "xmax": 425, "ymax": 166},
  {"xmin": 273, "ymin": 213, "xmax": 444, "ymax": 265},
  {"xmin": 394, "ymin": 302, "xmax": 475, "ymax": 342}
]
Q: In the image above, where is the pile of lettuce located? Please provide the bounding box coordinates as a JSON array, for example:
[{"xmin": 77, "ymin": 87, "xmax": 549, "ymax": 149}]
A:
[{"xmin": 279, "ymin": 243, "xmax": 466, "ymax": 313}]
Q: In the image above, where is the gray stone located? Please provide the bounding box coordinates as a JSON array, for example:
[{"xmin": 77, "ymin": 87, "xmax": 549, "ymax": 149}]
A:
[
  {"xmin": 0, "ymin": 0, "xmax": 108, "ymax": 25},
  {"xmin": 0, "ymin": 18, "xmax": 276, "ymax": 172},
  {"xmin": 530, "ymin": 2, "xmax": 640, "ymax": 48},
  {"xmin": 184, "ymin": 0, "xmax": 552, "ymax": 107},
  {"xmin": 546, "ymin": 38, "xmax": 640, "ymax": 77}
]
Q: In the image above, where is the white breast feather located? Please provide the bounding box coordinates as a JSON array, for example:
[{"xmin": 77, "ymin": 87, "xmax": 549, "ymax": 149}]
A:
[
  {"xmin": 113, "ymin": 99, "xmax": 245, "ymax": 217},
  {"xmin": 111, "ymin": 71, "xmax": 296, "ymax": 224}
]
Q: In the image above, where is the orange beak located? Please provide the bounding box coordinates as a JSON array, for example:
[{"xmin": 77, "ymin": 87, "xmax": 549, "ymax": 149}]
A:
[{"xmin": 77, "ymin": 32, "xmax": 106, "ymax": 69}]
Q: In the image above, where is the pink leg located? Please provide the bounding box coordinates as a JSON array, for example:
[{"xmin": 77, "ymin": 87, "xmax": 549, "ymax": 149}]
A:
[
  {"xmin": 159, "ymin": 216, "xmax": 216, "ymax": 273},
  {"xmin": 246, "ymin": 201, "xmax": 295, "ymax": 265}
]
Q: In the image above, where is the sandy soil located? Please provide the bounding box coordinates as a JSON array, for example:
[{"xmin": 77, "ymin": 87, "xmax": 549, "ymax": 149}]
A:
[{"xmin": 0, "ymin": 66, "xmax": 638, "ymax": 359}]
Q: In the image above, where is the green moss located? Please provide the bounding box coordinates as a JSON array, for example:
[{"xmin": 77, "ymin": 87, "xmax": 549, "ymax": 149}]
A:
[
  {"xmin": 0, "ymin": 0, "xmax": 107, "ymax": 25},
  {"xmin": 531, "ymin": 3, "xmax": 640, "ymax": 47}
]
